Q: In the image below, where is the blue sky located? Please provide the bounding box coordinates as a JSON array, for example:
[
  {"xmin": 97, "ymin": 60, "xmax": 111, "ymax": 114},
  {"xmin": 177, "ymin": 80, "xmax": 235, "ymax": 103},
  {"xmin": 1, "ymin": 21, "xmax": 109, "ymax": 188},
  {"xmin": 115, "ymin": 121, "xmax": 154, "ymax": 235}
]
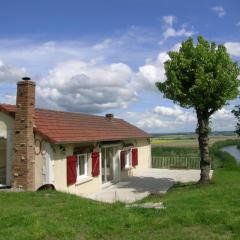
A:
[{"xmin": 0, "ymin": 0, "xmax": 239, "ymax": 133}]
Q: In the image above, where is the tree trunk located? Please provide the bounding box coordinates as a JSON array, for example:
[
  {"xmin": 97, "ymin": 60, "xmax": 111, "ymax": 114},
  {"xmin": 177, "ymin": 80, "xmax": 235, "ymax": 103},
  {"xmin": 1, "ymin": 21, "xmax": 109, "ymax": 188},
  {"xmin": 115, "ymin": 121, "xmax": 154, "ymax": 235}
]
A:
[{"xmin": 196, "ymin": 110, "xmax": 211, "ymax": 184}]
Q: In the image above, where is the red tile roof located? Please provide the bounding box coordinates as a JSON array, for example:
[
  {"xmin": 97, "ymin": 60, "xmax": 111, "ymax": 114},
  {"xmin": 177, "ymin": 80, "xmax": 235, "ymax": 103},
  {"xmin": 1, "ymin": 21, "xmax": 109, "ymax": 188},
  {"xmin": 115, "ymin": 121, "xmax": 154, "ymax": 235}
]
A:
[{"xmin": 0, "ymin": 104, "xmax": 150, "ymax": 144}]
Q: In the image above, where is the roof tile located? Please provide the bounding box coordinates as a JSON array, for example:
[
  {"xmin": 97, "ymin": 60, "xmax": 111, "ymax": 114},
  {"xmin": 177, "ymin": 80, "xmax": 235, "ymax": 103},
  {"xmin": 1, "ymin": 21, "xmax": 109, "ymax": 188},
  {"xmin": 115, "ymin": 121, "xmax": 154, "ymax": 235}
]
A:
[{"xmin": 0, "ymin": 104, "xmax": 150, "ymax": 143}]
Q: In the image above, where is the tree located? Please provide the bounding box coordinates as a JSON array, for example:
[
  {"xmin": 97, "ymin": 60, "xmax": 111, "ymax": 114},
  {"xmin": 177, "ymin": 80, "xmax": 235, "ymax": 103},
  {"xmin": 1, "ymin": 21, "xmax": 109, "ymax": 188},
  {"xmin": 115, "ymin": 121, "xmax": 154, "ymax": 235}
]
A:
[
  {"xmin": 156, "ymin": 36, "xmax": 240, "ymax": 184},
  {"xmin": 232, "ymin": 102, "xmax": 240, "ymax": 136}
]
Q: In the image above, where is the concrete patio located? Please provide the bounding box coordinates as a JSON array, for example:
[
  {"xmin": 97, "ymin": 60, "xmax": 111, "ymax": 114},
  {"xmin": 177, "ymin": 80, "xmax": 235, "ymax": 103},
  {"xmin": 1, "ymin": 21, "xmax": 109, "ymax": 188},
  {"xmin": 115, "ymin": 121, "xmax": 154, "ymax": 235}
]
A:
[{"xmin": 87, "ymin": 168, "xmax": 213, "ymax": 203}]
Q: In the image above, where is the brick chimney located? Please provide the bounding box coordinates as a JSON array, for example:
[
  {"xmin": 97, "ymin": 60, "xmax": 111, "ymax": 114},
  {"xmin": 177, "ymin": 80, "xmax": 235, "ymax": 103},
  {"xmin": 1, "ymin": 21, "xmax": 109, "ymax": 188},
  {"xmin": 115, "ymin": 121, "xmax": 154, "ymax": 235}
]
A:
[
  {"xmin": 105, "ymin": 113, "xmax": 114, "ymax": 120},
  {"xmin": 12, "ymin": 77, "xmax": 36, "ymax": 190}
]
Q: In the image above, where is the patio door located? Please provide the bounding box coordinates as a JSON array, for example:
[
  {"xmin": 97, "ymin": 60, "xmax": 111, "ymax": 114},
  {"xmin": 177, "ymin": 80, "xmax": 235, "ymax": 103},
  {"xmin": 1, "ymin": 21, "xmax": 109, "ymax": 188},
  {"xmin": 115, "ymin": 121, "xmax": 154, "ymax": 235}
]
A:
[
  {"xmin": 101, "ymin": 147, "xmax": 114, "ymax": 184},
  {"xmin": 0, "ymin": 139, "xmax": 6, "ymax": 186},
  {"xmin": 101, "ymin": 146, "xmax": 120, "ymax": 184}
]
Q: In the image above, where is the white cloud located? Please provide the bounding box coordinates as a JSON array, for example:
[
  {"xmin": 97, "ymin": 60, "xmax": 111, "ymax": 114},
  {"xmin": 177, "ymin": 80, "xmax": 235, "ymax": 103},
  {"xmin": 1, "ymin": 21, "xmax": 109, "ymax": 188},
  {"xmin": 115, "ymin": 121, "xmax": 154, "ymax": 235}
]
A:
[
  {"xmin": 225, "ymin": 42, "xmax": 240, "ymax": 57},
  {"xmin": 134, "ymin": 105, "xmax": 196, "ymax": 132},
  {"xmin": 0, "ymin": 40, "xmax": 99, "ymax": 75},
  {"xmin": 212, "ymin": 107, "xmax": 236, "ymax": 131},
  {"xmin": 124, "ymin": 105, "xmax": 236, "ymax": 133},
  {"xmin": 0, "ymin": 33, "xmax": 160, "ymax": 77},
  {"xmin": 0, "ymin": 36, "xmax": 180, "ymax": 112},
  {"xmin": 138, "ymin": 117, "xmax": 170, "ymax": 129},
  {"xmin": 163, "ymin": 27, "xmax": 193, "ymax": 40},
  {"xmin": 0, "ymin": 35, "xmax": 181, "ymax": 113},
  {"xmin": 236, "ymin": 22, "xmax": 240, "ymax": 27},
  {"xmin": 135, "ymin": 52, "xmax": 169, "ymax": 89},
  {"xmin": 2, "ymin": 94, "xmax": 16, "ymax": 104},
  {"xmin": 212, "ymin": 108, "xmax": 235, "ymax": 121},
  {"xmin": 32, "ymin": 43, "xmax": 174, "ymax": 113},
  {"xmin": 162, "ymin": 16, "xmax": 176, "ymax": 27},
  {"xmin": 135, "ymin": 43, "xmax": 183, "ymax": 90},
  {"xmin": 153, "ymin": 105, "xmax": 196, "ymax": 123},
  {"xmin": 92, "ymin": 38, "xmax": 113, "ymax": 50},
  {"xmin": 37, "ymin": 60, "xmax": 138, "ymax": 113},
  {"xmin": 211, "ymin": 6, "xmax": 226, "ymax": 18},
  {"xmin": 154, "ymin": 105, "xmax": 182, "ymax": 116},
  {"xmin": 0, "ymin": 59, "xmax": 27, "ymax": 83},
  {"xmin": 159, "ymin": 16, "xmax": 194, "ymax": 44}
]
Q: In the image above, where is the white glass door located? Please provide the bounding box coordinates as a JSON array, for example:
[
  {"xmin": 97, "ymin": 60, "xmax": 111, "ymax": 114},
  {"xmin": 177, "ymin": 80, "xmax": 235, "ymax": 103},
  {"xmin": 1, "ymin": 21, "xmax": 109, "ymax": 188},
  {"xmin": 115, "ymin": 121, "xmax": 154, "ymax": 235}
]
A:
[{"xmin": 101, "ymin": 147, "xmax": 114, "ymax": 184}]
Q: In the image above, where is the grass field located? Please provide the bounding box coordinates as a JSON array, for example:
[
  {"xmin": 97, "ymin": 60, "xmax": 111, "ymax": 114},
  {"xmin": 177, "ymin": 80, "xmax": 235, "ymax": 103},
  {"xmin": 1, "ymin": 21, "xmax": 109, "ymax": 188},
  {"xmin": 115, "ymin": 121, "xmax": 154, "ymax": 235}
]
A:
[
  {"xmin": 151, "ymin": 134, "xmax": 240, "ymax": 169},
  {"xmin": 152, "ymin": 146, "xmax": 199, "ymax": 156},
  {"xmin": 151, "ymin": 135, "xmax": 238, "ymax": 147},
  {"xmin": 0, "ymin": 139, "xmax": 240, "ymax": 239},
  {"xmin": 151, "ymin": 145, "xmax": 200, "ymax": 169}
]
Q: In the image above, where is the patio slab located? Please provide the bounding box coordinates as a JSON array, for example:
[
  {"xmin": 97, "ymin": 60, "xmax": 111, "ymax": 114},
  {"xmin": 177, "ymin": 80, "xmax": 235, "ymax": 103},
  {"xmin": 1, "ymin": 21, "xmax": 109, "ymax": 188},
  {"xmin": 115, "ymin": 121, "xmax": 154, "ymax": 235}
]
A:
[{"xmin": 87, "ymin": 168, "xmax": 213, "ymax": 203}]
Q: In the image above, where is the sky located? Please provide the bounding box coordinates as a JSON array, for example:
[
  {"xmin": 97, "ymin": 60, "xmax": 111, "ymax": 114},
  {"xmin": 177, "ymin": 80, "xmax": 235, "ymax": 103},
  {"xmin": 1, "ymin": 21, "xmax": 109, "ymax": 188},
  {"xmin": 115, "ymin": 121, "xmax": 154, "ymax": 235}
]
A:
[{"xmin": 0, "ymin": 0, "xmax": 239, "ymax": 133}]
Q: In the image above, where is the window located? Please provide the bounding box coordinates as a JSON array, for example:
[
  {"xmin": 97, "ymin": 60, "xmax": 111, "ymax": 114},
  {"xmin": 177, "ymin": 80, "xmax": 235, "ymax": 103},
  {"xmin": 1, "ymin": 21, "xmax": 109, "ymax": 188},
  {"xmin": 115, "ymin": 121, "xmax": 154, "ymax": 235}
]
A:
[
  {"xmin": 125, "ymin": 150, "xmax": 131, "ymax": 168},
  {"xmin": 77, "ymin": 154, "xmax": 88, "ymax": 179}
]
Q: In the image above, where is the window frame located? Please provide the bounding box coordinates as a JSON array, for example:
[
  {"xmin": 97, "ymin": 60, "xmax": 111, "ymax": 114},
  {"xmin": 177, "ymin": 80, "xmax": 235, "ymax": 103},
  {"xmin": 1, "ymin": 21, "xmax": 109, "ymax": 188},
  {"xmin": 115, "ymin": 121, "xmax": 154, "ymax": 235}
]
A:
[{"xmin": 76, "ymin": 153, "xmax": 88, "ymax": 180}]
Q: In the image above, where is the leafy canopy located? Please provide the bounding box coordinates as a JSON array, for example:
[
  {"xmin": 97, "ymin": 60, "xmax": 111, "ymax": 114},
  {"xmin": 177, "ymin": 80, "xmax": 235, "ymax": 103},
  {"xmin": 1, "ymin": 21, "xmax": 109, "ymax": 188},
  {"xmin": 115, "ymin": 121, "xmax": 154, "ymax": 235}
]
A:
[{"xmin": 156, "ymin": 36, "xmax": 240, "ymax": 116}]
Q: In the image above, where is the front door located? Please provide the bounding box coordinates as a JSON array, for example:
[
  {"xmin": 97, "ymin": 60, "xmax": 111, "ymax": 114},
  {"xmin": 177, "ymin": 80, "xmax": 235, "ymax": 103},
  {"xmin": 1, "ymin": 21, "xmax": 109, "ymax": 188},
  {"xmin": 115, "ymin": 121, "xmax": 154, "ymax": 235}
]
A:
[{"xmin": 0, "ymin": 139, "xmax": 6, "ymax": 186}]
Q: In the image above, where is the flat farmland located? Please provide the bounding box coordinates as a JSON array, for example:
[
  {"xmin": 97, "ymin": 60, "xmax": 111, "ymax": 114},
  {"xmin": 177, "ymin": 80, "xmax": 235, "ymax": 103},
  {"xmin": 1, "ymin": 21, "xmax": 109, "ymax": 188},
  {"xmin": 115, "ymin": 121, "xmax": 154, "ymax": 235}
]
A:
[{"xmin": 151, "ymin": 134, "xmax": 238, "ymax": 148}]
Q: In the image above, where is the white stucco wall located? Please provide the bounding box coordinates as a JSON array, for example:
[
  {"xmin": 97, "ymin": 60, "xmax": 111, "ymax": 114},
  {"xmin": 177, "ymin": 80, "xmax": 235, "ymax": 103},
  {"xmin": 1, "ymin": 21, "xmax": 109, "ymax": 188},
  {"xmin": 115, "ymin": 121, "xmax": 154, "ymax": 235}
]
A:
[
  {"xmin": 49, "ymin": 138, "xmax": 151, "ymax": 196},
  {"xmin": 50, "ymin": 138, "xmax": 151, "ymax": 196},
  {"xmin": 52, "ymin": 143, "xmax": 101, "ymax": 196},
  {"xmin": 0, "ymin": 111, "xmax": 14, "ymax": 185},
  {"xmin": 120, "ymin": 138, "xmax": 151, "ymax": 177},
  {"xmin": 34, "ymin": 134, "xmax": 55, "ymax": 190},
  {"xmin": 133, "ymin": 138, "xmax": 151, "ymax": 172}
]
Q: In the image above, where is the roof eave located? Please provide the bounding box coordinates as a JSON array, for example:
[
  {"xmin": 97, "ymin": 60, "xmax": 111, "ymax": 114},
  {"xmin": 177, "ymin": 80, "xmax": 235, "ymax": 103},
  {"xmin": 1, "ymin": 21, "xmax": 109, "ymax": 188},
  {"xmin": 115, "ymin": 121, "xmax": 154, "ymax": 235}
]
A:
[
  {"xmin": 33, "ymin": 128, "xmax": 58, "ymax": 144},
  {"xmin": 48, "ymin": 135, "xmax": 151, "ymax": 145}
]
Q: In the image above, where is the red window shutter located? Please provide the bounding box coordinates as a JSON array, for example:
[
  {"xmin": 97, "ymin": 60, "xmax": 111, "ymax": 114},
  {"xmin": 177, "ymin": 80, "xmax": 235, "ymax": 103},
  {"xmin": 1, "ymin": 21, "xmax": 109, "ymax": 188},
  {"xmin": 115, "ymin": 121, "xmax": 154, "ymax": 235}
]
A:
[
  {"xmin": 67, "ymin": 155, "xmax": 77, "ymax": 185},
  {"xmin": 120, "ymin": 151, "xmax": 126, "ymax": 170},
  {"xmin": 132, "ymin": 148, "xmax": 138, "ymax": 167},
  {"xmin": 92, "ymin": 152, "xmax": 100, "ymax": 177}
]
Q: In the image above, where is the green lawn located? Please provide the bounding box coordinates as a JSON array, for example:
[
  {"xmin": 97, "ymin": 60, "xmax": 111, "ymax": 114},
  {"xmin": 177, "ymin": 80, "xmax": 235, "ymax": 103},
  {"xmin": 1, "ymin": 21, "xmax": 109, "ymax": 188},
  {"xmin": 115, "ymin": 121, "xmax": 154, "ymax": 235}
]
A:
[{"xmin": 0, "ymin": 141, "xmax": 240, "ymax": 240}]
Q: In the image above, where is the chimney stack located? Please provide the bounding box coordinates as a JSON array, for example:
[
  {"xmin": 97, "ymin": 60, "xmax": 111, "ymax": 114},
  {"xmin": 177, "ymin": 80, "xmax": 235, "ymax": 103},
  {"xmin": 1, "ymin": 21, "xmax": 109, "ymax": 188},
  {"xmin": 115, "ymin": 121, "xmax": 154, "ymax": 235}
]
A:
[
  {"xmin": 105, "ymin": 113, "xmax": 114, "ymax": 120},
  {"xmin": 12, "ymin": 77, "xmax": 36, "ymax": 190}
]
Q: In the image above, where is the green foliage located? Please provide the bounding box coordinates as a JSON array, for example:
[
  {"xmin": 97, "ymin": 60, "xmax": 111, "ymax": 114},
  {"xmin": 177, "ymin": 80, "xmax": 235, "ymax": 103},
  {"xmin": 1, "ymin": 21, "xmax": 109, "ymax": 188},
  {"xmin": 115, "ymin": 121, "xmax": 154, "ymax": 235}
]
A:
[
  {"xmin": 232, "ymin": 102, "xmax": 240, "ymax": 136},
  {"xmin": 151, "ymin": 146, "xmax": 200, "ymax": 169},
  {"xmin": 210, "ymin": 139, "xmax": 240, "ymax": 150},
  {"xmin": 152, "ymin": 146, "xmax": 199, "ymax": 156},
  {"xmin": 152, "ymin": 139, "xmax": 240, "ymax": 170},
  {"xmin": 156, "ymin": 36, "xmax": 240, "ymax": 114},
  {"xmin": 210, "ymin": 139, "xmax": 240, "ymax": 170}
]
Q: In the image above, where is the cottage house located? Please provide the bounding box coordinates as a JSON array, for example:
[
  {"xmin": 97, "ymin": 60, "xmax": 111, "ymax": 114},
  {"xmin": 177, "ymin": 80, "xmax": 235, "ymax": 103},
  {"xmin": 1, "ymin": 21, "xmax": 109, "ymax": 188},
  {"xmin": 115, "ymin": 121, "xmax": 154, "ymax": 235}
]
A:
[{"xmin": 0, "ymin": 77, "xmax": 151, "ymax": 196}]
